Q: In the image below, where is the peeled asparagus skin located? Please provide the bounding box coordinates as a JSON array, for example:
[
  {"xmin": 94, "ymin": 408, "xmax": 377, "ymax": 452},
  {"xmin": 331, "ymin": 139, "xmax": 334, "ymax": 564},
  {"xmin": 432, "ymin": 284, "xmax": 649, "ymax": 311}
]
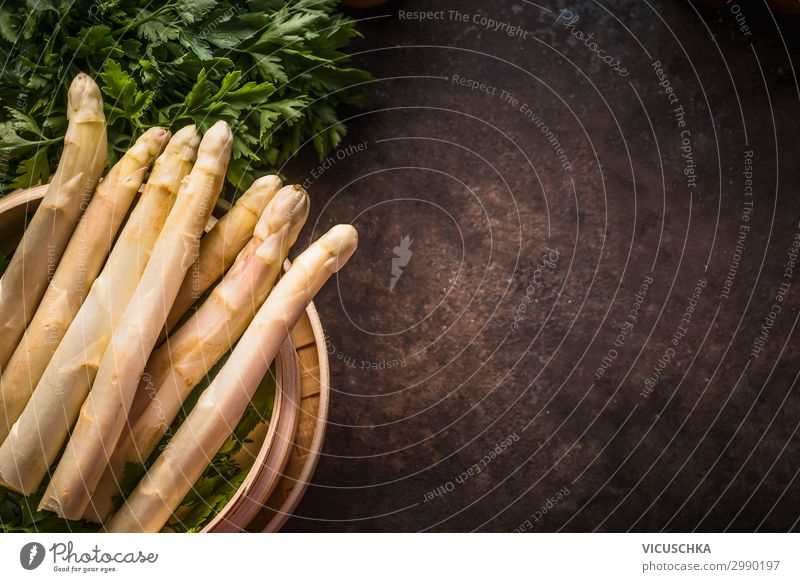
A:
[
  {"xmin": 0, "ymin": 73, "xmax": 106, "ymax": 371},
  {"xmin": 161, "ymin": 174, "xmax": 283, "ymax": 341},
  {"xmin": 0, "ymin": 128, "xmax": 169, "ymax": 444},
  {"xmin": 40, "ymin": 122, "xmax": 233, "ymax": 520},
  {"xmin": 0, "ymin": 127, "xmax": 199, "ymax": 496},
  {"xmin": 107, "ymin": 224, "xmax": 357, "ymax": 533},
  {"xmin": 86, "ymin": 185, "xmax": 309, "ymax": 522}
]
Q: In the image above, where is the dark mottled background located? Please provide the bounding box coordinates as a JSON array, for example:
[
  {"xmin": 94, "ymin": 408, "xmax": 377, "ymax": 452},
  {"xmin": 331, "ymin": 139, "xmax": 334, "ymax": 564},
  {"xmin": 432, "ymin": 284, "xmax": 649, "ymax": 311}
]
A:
[{"xmin": 279, "ymin": 0, "xmax": 800, "ymax": 532}]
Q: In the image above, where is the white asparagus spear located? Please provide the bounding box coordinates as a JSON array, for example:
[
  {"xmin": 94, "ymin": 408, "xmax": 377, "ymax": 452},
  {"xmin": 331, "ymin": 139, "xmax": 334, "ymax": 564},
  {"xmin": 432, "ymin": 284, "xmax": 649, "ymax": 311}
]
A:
[
  {"xmin": 0, "ymin": 127, "xmax": 199, "ymax": 495},
  {"xmin": 85, "ymin": 184, "xmax": 309, "ymax": 522},
  {"xmin": 0, "ymin": 73, "xmax": 106, "ymax": 371},
  {"xmin": 107, "ymin": 224, "xmax": 358, "ymax": 533},
  {"xmin": 0, "ymin": 128, "xmax": 169, "ymax": 443},
  {"xmin": 40, "ymin": 122, "xmax": 233, "ymax": 519},
  {"xmin": 160, "ymin": 175, "xmax": 282, "ymax": 342}
]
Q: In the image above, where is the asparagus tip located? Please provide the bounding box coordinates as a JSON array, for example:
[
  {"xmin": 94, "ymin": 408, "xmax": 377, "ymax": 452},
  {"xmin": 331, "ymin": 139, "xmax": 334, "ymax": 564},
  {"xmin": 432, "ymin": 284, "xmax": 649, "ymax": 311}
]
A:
[
  {"xmin": 142, "ymin": 126, "xmax": 170, "ymax": 139},
  {"xmin": 165, "ymin": 125, "xmax": 201, "ymax": 162},
  {"xmin": 250, "ymin": 174, "xmax": 282, "ymax": 192},
  {"xmin": 240, "ymin": 174, "xmax": 284, "ymax": 217},
  {"xmin": 139, "ymin": 127, "xmax": 171, "ymax": 156},
  {"xmin": 256, "ymin": 185, "xmax": 309, "ymax": 240},
  {"xmin": 171, "ymin": 124, "xmax": 198, "ymax": 142},
  {"xmin": 197, "ymin": 121, "xmax": 233, "ymax": 160},
  {"xmin": 67, "ymin": 73, "xmax": 104, "ymax": 120},
  {"xmin": 321, "ymin": 224, "xmax": 358, "ymax": 272}
]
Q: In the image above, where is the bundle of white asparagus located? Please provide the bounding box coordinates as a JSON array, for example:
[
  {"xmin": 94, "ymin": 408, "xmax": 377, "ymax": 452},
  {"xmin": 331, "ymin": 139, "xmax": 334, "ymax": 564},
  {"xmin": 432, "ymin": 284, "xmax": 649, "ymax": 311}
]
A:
[{"xmin": 0, "ymin": 74, "xmax": 358, "ymax": 532}]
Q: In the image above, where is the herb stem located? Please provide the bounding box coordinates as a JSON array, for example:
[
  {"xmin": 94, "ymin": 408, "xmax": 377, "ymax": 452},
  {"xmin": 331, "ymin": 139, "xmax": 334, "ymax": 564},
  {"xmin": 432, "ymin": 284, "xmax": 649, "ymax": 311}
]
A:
[
  {"xmin": 111, "ymin": 3, "xmax": 178, "ymax": 37},
  {"xmin": 2, "ymin": 137, "xmax": 61, "ymax": 152}
]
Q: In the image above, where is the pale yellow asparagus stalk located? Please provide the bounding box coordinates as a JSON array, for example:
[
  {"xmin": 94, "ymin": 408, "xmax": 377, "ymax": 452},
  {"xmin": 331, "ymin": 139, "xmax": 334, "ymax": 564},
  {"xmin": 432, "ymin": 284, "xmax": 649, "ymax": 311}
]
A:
[
  {"xmin": 0, "ymin": 73, "xmax": 106, "ymax": 371},
  {"xmin": 0, "ymin": 127, "xmax": 199, "ymax": 496},
  {"xmin": 107, "ymin": 224, "xmax": 358, "ymax": 533},
  {"xmin": 161, "ymin": 174, "xmax": 282, "ymax": 341},
  {"xmin": 85, "ymin": 184, "xmax": 309, "ymax": 522},
  {"xmin": 40, "ymin": 122, "xmax": 233, "ymax": 519},
  {"xmin": 0, "ymin": 128, "xmax": 168, "ymax": 443}
]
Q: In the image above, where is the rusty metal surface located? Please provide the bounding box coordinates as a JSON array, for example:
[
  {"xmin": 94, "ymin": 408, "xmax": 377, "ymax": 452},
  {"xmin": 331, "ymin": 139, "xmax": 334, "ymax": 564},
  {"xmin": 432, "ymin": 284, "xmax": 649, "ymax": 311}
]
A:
[{"xmin": 281, "ymin": 0, "xmax": 800, "ymax": 532}]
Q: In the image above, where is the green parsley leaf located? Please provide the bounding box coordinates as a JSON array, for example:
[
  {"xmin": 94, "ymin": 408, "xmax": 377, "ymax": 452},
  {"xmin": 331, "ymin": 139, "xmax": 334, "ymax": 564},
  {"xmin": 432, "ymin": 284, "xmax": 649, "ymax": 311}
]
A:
[
  {"xmin": 176, "ymin": 0, "xmax": 218, "ymax": 24},
  {"xmin": 67, "ymin": 25, "xmax": 122, "ymax": 59},
  {"xmin": 99, "ymin": 60, "xmax": 154, "ymax": 127},
  {"xmin": 10, "ymin": 147, "xmax": 50, "ymax": 189}
]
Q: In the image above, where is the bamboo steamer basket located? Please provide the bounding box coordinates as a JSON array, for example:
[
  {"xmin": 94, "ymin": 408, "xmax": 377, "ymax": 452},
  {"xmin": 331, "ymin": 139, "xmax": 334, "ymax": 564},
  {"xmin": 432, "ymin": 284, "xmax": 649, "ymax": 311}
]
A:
[{"xmin": 0, "ymin": 186, "xmax": 331, "ymax": 533}]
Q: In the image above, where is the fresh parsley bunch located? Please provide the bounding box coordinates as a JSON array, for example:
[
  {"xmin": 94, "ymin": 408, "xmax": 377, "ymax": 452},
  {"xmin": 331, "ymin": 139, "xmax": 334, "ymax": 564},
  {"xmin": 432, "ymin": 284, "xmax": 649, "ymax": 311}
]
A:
[{"xmin": 0, "ymin": 0, "xmax": 371, "ymax": 195}]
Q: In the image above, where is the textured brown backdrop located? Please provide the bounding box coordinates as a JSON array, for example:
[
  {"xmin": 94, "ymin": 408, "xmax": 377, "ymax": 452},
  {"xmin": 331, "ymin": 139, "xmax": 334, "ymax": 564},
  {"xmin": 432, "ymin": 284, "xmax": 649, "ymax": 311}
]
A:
[{"xmin": 279, "ymin": 0, "xmax": 800, "ymax": 532}]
